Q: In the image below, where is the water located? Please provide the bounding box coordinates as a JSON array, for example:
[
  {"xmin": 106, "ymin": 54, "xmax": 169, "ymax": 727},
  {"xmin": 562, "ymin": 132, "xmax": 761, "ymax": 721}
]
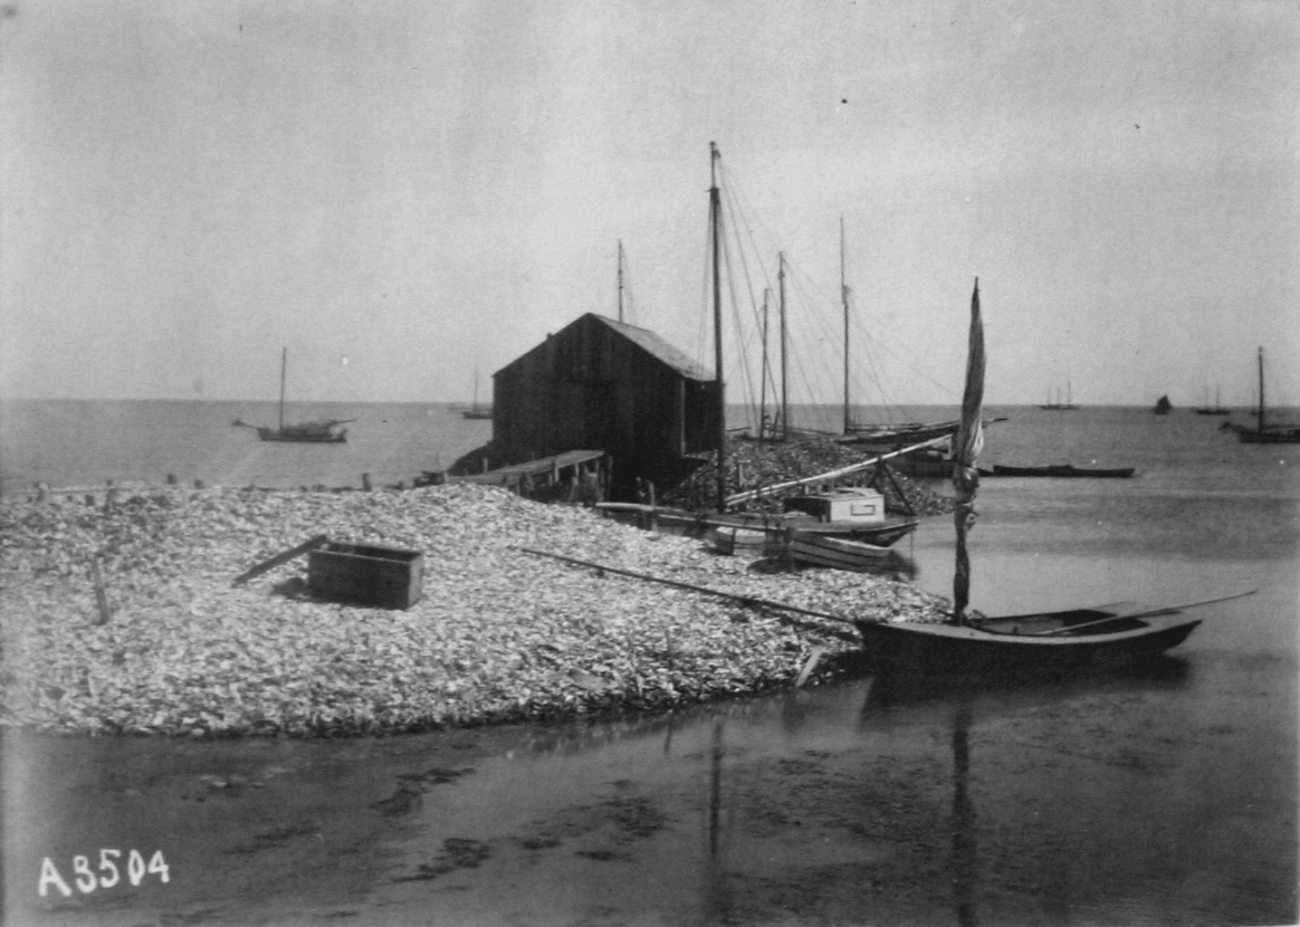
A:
[
  {"xmin": 0, "ymin": 399, "xmax": 494, "ymax": 495},
  {"xmin": 3, "ymin": 403, "xmax": 1298, "ymax": 926}
]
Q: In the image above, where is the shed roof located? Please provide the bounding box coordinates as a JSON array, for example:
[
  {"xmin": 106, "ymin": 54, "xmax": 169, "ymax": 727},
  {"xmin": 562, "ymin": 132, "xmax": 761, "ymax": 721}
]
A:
[{"xmin": 587, "ymin": 314, "xmax": 712, "ymax": 381}]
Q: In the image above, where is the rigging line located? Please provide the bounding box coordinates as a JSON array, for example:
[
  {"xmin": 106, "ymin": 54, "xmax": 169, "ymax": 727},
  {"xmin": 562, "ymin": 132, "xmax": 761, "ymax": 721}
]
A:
[
  {"xmin": 716, "ymin": 162, "xmax": 779, "ymax": 286},
  {"xmin": 716, "ymin": 164, "xmax": 782, "ymax": 429},
  {"xmin": 784, "ymin": 271, "xmax": 851, "ymax": 407},
  {"xmin": 718, "ymin": 170, "xmax": 776, "ymax": 339},
  {"xmin": 720, "ymin": 208, "xmax": 761, "ymax": 428}
]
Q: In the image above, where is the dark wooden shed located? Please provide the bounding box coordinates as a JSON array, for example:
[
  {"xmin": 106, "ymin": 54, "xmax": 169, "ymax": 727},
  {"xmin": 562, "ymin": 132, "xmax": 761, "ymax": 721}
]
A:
[{"xmin": 490, "ymin": 313, "xmax": 720, "ymax": 496}]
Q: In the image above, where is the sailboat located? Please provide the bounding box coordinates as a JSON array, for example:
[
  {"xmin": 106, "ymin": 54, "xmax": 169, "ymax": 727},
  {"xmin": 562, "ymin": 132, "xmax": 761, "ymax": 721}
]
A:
[
  {"xmin": 1152, "ymin": 394, "xmax": 1172, "ymax": 415},
  {"xmin": 1194, "ymin": 385, "xmax": 1230, "ymax": 415},
  {"xmin": 234, "ymin": 348, "xmax": 352, "ymax": 443},
  {"xmin": 1038, "ymin": 381, "xmax": 1079, "ymax": 410},
  {"xmin": 834, "ymin": 220, "xmax": 988, "ymax": 449},
  {"xmin": 1236, "ymin": 346, "xmax": 1300, "ymax": 443},
  {"xmin": 854, "ymin": 280, "xmax": 1250, "ymax": 675},
  {"xmin": 461, "ymin": 366, "xmax": 493, "ymax": 420}
]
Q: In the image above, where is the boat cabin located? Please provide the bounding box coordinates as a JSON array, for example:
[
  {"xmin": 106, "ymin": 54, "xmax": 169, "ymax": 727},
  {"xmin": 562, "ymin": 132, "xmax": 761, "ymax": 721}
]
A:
[{"xmin": 782, "ymin": 487, "xmax": 885, "ymax": 523}]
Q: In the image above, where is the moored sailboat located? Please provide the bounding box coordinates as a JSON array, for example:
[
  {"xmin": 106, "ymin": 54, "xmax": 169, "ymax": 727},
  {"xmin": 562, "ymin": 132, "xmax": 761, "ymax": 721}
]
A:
[
  {"xmin": 1194, "ymin": 385, "xmax": 1230, "ymax": 415},
  {"xmin": 234, "ymin": 348, "xmax": 353, "ymax": 443},
  {"xmin": 855, "ymin": 280, "xmax": 1248, "ymax": 675},
  {"xmin": 461, "ymin": 365, "xmax": 493, "ymax": 420},
  {"xmin": 1236, "ymin": 346, "xmax": 1300, "ymax": 443}
]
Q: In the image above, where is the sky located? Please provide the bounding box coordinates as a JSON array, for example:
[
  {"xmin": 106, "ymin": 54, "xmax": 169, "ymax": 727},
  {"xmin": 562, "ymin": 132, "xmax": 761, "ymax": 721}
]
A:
[{"xmin": 1, "ymin": 0, "xmax": 1296, "ymax": 409}]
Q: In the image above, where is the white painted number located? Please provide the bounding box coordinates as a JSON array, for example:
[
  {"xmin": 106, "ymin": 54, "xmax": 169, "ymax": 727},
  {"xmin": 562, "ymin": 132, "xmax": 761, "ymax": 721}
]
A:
[
  {"xmin": 72, "ymin": 855, "xmax": 96, "ymax": 894},
  {"xmin": 38, "ymin": 850, "xmax": 169, "ymax": 897},
  {"xmin": 98, "ymin": 849, "xmax": 121, "ymax": 888},
  {"xmin": 127, "ymin": 849, "xmax": 146, "ymax": 886},
  {"xmin": 148, "ymin": 850, "xmax": 170, "ymax": 883}
]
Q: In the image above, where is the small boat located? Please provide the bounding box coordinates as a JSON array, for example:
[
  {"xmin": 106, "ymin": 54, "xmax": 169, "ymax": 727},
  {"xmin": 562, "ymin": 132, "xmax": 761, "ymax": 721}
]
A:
[
  {"xmin": 1236, "ymin": 347, "xmax": 1300, "ymax": 444},
  {"xmin": 787, "ymin": 530, "xmax": 891, "ymax": 572},
  {"xmin": 706, "ymin": 525, "xmax": 770, "ymax": 556},
  {"xmin": 1153, "ymin": 395, "xmax": 1172, "ymax": 415},
  {"xmin": 594, "ymin": 503, "xmax": 919, "ymax": 547},
  {"xmin": 235, "ymin": 348, "xmax": 353, "ymax": 443},
  {"xmin": 985, "ymin": 463, "xmax": 1136, "ymax": 479},
  {"xmin": 858, "ymin": 601, "xmax": 1220, "ymax": 675},
  {"xmin": 855, "ymin": 280, "xmax": 1245, "ymax": 675},
  {"xmin": 839, "ymin": 419, "xmax": 962, "ymax": 447}
]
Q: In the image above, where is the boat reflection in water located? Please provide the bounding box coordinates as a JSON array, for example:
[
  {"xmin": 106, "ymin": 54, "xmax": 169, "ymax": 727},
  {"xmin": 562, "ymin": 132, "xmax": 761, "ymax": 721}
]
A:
[{"xmin": 859, "ymin": 655, "xmax": 1193, "ymax": 927}]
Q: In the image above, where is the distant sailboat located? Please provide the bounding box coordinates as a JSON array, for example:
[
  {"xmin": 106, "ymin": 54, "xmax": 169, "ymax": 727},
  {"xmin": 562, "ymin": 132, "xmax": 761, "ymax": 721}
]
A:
[
  {"xmin": 1236, "ymin": 346, "xmax": 1300, "ymax": 443},
  {"xmin": 462, "ymin": 365, "xmax": 493, "ymax": 420},
  {"xmin": 1039, "ymin": 381, "xmax": 1079, "ymax": 410},
  {"xmin": 1153, "ymin": 395, "xmax": 1172, "ymax": 415},
  {"xmin": 234, "ymin": 347, "xmax": 353, "ymax": 443},
  {"xmin": 1194, "ymin": 385, "xmax": 1230, "ymax": 415}
]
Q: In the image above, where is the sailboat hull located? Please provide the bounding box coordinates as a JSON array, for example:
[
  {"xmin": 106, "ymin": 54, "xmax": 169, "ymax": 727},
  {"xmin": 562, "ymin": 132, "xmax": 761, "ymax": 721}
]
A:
[
  {"xmin": 856, "ymin": 610, "xmax": 1201, "ymax": 676},
  {"xmin": 1239, "ymin": 427, "xmax": 1300, "ymax": 444},
  {"xmin": 256, "ymin": 425, "xmax": 348, "ymax": 443}
]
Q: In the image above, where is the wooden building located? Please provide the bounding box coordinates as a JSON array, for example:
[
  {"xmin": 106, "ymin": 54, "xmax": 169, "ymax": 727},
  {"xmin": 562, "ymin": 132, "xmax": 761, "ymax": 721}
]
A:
[{"xmin": 490, "ymin": 313, "xmax": 720, "ymax": 497}]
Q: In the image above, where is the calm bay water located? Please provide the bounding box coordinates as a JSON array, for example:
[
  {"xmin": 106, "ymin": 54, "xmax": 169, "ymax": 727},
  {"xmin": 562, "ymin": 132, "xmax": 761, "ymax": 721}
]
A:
[
  {"xmin": 0, "ymin": 399, "xmax": 494, "ymax": 495},
  {"xmin": 4, "ymin": 402, "xmax": 1298, "ymax": 926}
]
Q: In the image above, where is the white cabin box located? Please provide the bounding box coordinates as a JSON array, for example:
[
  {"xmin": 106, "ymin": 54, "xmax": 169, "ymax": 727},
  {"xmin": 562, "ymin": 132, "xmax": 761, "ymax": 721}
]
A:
[{"xmin": 782, "ymin": 487, "xmax": 885, "ymax": 523}]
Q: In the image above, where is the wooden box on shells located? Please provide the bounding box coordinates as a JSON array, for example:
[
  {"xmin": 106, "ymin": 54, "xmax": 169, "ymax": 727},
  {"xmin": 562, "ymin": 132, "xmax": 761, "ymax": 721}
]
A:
[{"xmin": 308, "ymin": 542, "xmax": 425, "ymax": 610}]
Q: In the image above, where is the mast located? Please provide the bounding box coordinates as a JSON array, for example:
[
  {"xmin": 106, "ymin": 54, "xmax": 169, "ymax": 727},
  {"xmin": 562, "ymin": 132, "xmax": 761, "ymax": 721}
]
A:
[
  {"xmin": 617, "ymin": 239, "xmax": 625, "ymax": 323},
  {"xmin": 951, "ymin": 278, "xmax": 984, "ymax": 626},
  {"xmin": 759, "ymin": 288, "xmax": 770, "ymax": 442},
  {"xmin": 710, "ymin": 142, "xmax": 726, "ymax": 512},
  {"xmin": 779, "ymin": 251, "xmax": 788, "ymax": 440},
  {"xmin": 1258, "ymin": 345, "xmax": 1266, "ymax": 432},
  {"xmin": 841, "ymin": 216, "xmax": 851, "ymax": 434},
  {"xmin": 278, "ymin": 346, "xmax": 287, "ymax": 431}
]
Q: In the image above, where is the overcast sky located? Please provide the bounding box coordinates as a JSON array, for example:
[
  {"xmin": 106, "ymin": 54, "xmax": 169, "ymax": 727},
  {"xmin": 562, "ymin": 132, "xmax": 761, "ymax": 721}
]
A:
[{"xmin": 1, "ymin": 0, "xmax": 1296, "ymax": 408}]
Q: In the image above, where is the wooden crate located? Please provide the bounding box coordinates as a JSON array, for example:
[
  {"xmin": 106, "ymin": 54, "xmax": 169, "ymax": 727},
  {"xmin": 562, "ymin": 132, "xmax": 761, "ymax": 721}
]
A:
[{"xmin": 307, "ymin": 542, "xmax": 424, "ymax": 609}]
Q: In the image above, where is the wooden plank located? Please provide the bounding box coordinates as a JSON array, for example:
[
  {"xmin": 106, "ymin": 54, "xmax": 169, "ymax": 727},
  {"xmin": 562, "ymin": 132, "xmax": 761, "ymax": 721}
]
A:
[
  {"xmin": 90, "ymin": 557, "xmax": 112, "ymax": 625},
  {"xmin": 232, "ymin": 534, "xmax": 330, "ymax": 586},
  {"xmin": 514, "ymin": 546, "xmax": 858, "ymax": 627}
]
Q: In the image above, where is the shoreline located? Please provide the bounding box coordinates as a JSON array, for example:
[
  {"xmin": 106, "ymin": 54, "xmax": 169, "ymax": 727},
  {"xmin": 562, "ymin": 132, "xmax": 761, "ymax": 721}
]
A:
[{"xmin": 0, "ymin": 483, "xmax": 949, "ymax": 738}]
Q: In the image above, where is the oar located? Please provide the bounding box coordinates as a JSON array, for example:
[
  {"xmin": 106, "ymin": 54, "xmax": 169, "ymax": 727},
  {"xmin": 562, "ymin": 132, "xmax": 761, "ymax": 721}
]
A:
[
  {"xmin": 1037, "ymin": 589, "xmax": 1257, "ymax": 637},
  {"xmin": 233, "ymin": 534, "xmax": 330, "ymax": 586},
  {"xmin": 513, "ymin": 546, "xmax": 858, "ymax": 628}
]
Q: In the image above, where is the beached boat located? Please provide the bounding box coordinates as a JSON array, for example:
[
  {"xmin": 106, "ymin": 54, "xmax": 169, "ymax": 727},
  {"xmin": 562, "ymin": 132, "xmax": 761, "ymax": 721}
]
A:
[
  {"xmin": 855, "ymin": 280, "xmax": 1244, "ymax": 675},
  {"xmin": 706, "ymin": 525, "xmax": 770, "ymax": 556},
  {"xmin": 858, "ymin": 602, "xmax": 1215, "ymax": 675},
  {"xmin": 1153, "ymin": 395, "xmax": 1172, "ymax": 415},
  {"xmin": 787, "ymin": 530, "xmax": 891, "ymax": 571},
  {"xmin": 235, "ymin": 348, "xmax": 353, "ymax": 443},
  {"xmin": 986, "ymin": 463, "xmax": 1136, "ymax": 479},
  {"xmin": 594, "ymin": 503, "xmax": 919, "ymax": 548},
  {"xmin": 1236, "ymin": 347, "xmax": 1300, "ymax": 443}
]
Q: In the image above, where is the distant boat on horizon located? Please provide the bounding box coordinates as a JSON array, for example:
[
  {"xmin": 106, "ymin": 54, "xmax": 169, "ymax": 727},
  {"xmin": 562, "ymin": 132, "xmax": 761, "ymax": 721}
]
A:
[
  {"xmin": 234, "ymin": 348, "xmax": 353, "ymax": 443},
  {"xmin": 1235, "ymin": 346, "xmax": 1300, "ymax": 443},
  {"xmin": 1194, "ymin": 385, "xmax": 1230, "ymax": 416},
  {"xmin": 1038, "ymin": 381, "xmax": 1079, "ymax": 410},
  {"xmin": 461, "ymin": 366, "xmax": 493, "ymax": 420},
  {"xmin": 1153, "ymin": 394, "xmax": 1172, "ymax": 415}
]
